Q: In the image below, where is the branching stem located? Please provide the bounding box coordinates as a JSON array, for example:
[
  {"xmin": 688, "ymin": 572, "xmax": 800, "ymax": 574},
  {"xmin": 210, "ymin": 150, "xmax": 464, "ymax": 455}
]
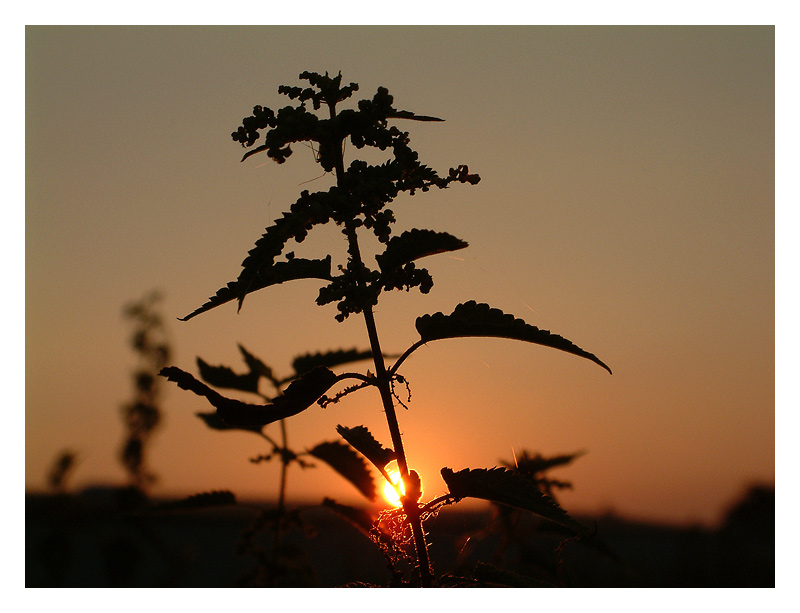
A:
[
  {"xmin": 389, "ymin": 339, "xmax": 427, "ymax": 377},
  {"xmin": 326, "ymin": 99, "xmax": 433, "ymax": 585}
]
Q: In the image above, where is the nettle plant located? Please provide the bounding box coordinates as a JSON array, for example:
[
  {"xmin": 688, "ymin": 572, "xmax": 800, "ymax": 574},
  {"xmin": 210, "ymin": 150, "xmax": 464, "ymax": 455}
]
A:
[
  {"xmin": 191, "ymin": 344, "xmax": 389, "ymax": 587},
  {"xmin": 161, "ymin": 71, "xmax": 611, "ymax": 587}
]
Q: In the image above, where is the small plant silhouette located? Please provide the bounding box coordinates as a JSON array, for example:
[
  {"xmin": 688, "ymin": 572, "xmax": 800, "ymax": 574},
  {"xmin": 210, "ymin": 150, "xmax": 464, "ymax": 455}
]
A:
[
  {"xmin": 46, "ymin": 450, "xmax": 77, "ymax": 494},
  {"xmin": 191, "ymin": 344, "xmax": 386, "ymax": 585},
  {"xmin": 121, "ymin": 291, "xmax": 171, "ymax": 491},
  {"xmin": 161, "ymin": 71, "xmax": 611, "ymax": 586}
]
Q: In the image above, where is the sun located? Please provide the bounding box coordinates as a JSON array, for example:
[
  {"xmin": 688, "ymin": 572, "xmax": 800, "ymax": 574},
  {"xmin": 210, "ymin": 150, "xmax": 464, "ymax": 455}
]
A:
[{"xmin": 383, "ymin": 470, "xmax": 405, "ymax": 507}]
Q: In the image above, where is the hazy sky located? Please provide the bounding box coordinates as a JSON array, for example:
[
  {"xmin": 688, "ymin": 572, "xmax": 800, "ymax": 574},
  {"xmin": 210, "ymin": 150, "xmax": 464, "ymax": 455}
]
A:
[{"xmin": 25, "ymin": 25, "xmax": 774, "ymax": 527}]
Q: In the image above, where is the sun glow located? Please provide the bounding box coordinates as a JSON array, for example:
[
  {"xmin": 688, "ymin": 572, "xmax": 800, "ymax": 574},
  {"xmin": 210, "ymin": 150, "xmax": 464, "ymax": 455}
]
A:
[{"xmin": 383, "ymin": 470, "xmax": 405, "ymax": 507}]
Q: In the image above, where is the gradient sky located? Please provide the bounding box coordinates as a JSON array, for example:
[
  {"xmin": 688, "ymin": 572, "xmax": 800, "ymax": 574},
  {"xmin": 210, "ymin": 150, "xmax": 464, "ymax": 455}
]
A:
[{"xmin": 25, "ymin": 25, "xmax": 775, "ymax": 527}]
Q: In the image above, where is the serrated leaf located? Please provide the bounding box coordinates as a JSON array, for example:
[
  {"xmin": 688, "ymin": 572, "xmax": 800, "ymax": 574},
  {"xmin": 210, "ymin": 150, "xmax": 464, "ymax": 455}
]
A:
[
  {"xmin": 160, "ymin": 365, "xmax": 336, "ymax": 427},
  {"xmin": 501, "ymin": 450, "xmax": 585, "ymax": 476},
  {"xmin": 441, "ymin": 467, "xmax": 588, "ymax": 535},
  {"xmin": 196, "ymin": 345, "xmax": 279, "ymax": 394},
  {"xmin": 237, "ymin": 344, "xmax": 278, "ymax": 383},
  {"xmin": 196, "ymin": 358, "xmax": 262, "ymax": 393},
  {"xmin": 416, "ymin": 301, "xmax": 612, "ymax": 374},
  {"xmin": 308, "ymin": 441, "xmax": 376, "ymax": 501},
  {"xmin": 180, "ymin": 257, "xmax": 332, "ymax": 321},
  {"xmin": 230, "ymin": 189, "xmax": 345, "ymax": 312},
  {"xmin": 376, "ymin": 229, "xmax": 468, "ymax": 273},
  {"xmin": 336, "ymin": 425, "xmax": 395, "ymax": 471},
  {"xmin": 291, "ymin": 348, "xmax": 375, "ymax": 377},
  {"xmin": 195, "ymin": 411, "xmax": 264, "ymax": 434}
]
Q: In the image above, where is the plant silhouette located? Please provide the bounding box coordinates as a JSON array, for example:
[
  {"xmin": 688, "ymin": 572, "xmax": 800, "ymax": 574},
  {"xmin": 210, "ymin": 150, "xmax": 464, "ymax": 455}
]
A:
[
  {"xmin": 189, "ymin": 344, "xmax": 387, "ymax": 585},
  {"xmin": 161, "ymin": 71, "xmax": 611, "ymax": 586},
  {"xmin": 46, "ymin": 450, "xmax": 77, "ymax": 494},
  {"xmin": 121, "ymin": 291, "xmax": 171, "ymax": 492}
]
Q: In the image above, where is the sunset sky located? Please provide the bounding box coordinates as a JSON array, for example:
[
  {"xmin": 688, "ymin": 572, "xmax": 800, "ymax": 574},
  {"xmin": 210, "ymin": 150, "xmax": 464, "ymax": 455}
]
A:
[{"xmin": 25, "ymin": 25, "xmax": 775, "ymax": 528}]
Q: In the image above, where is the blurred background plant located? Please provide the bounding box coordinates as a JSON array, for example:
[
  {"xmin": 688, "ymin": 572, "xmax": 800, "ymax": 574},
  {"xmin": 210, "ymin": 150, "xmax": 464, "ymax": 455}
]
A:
[
  {"xmin": 46, "ymin": 449, "xmax": 78, "ymax": 494},
  {"xmin": 119, "ymin": 290, "xmax": 171, "ymax": 493}
]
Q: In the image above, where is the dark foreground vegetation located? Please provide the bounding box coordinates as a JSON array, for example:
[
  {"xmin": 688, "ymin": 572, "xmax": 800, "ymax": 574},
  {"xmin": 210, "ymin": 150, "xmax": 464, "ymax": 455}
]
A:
[{"xmin": 26, "ymin": 484, "xmax": 773, "ymax": 587}]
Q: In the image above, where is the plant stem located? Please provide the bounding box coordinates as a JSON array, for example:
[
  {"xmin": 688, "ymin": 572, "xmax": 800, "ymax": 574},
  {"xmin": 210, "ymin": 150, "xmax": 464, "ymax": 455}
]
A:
[
  {"xmin": 363, "ymin": 306, "xmax": 434, "ymax": 587},
  {"xmin": 263, "ymin": 379, "xmax": 289, "ymax": 553},
  {"xmin": 272, "ymin": 419, "xmax": 289, "ymax": 557},
  {"xmin": 328, "ymin": 99, "xmax": 433, "ymax": 586},
  {"xmin": 341, "ymin": 223, "xmax": 433, "ymax": 586},
  {"xmin": 277, "ymin": 418, "xmax": 288, "ymax": 516}
]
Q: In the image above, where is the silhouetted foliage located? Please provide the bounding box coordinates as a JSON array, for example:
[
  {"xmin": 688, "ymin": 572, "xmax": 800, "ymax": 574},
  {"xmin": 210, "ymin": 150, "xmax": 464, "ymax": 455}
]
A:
[
  {"xmin": 336, "ymin": 424, "xmax": 396, "ymax": 470},
  {"xmin": 153, "ymin": 490, "xmax": 237, "ymax": 511},
  {"xmin": 121, "ymin": 291, "xmax": 170, "ymax": 490},
  {"xmin": 160, "ymin": 71, "xmax": 611, "ymax": 587},
  {"xmin": 441, "ymin": 467, "xmax": 588, "ymax": 535},
  {"xmin": 291, "ymin": 348, "xmax": 375, "ymax": 377},
  {"xmin": 179, "ymin": 257, "xmax": 332, "ymax": 321},
  {"xmin": 501, "ymin": 450, "xmax": 585, "ymax": 499},
  {"xmin": 46, "ymin": 450, "xmax": 77, "ymax": 493},
  {"xmin": 413, "ymin": 301, "xmax": 611, "ymax": 374},
  {"xmin": 174, "ymin": 343, "xmax": 382, "ymax": 586},
  {"xmin": 308, "ymin": 441, "xmax": 377, "ymax": 501}
]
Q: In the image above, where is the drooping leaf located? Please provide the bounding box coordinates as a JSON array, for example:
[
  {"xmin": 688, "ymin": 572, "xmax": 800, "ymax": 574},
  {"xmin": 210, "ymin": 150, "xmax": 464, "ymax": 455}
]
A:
[
  {"xmin": 161, "ymin": 366, "xmax": 263, "ymax": 424},
  {"xmin": 291, "ymin": 348, "xmax": 375, "ymax": 377},
  {"xmin": 336, "ymin": 424, "xmax": 395, "ymax": 471},
  {"xmin": 195, "ymin": 411, "xmax": 264, "ymax": 434},
  {"xmin": 278, "ymin": 365, "xmax": 339, "ymax": 411},
  {"xmin": 160, "ymin": 365, "xmax": 336, "ymax": 427},
  {"xmin": 440, "ymin": 467, "xmax": 588, "ymax": 535},
  {"xmin": 416, "ymin": 301, "xmax": 612, "ymax": 374},
  {"xmin": 376, "ymin": 229, "xmax": 468, "ymax": 273},
  {"xmin": 308, "ymin": 441, "xmax": 376, "ymax": 501},
  {"xmin": 180, "ymin": 257, "xmax": 332, "ymax": 321}
]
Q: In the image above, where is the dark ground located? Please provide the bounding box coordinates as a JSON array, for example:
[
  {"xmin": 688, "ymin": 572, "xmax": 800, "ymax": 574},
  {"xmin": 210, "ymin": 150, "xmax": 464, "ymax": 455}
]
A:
[{"xmin": 26, "ymin": 485, "xmax": 774, "ymax": 588}]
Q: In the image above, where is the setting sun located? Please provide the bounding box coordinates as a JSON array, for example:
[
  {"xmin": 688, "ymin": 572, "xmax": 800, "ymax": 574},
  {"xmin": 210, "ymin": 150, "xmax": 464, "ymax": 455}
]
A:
[{"xmin": 383, "ymin": 470, "xmax": 404, "ymax": 507}]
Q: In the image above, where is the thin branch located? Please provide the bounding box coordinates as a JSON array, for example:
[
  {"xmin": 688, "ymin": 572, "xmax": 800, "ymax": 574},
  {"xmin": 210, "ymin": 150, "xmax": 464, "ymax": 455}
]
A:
[
  {"xmin": 335, "ymin": 372, "xmax": 375, "ymax": 385},
  {"xmin": 258, "ymin": 430, "xmax": 279, "ymax": 448},
  {"xmin": 420, "ymin": 494, "xmax": 459, "ymax": 515},
  {"xmin": 388, "ymin": 340, "xmax": 427, "ymax": 377}
]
